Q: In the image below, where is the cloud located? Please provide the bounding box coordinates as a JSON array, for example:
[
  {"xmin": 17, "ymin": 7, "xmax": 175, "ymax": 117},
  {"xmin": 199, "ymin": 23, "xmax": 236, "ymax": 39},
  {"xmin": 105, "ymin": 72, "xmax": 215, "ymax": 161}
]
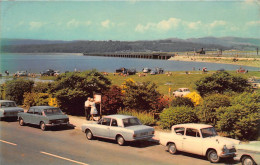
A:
[
  {"xmin": 246, "ymin": 21, "xmax": 260, "ymax": 26},
  {"xmin": 186, "ymin": 21, "xmax": 202, "ymax": 30},
  {"xmin": 67, "ymin": 19, "xmax": 80, "ymax": 28},
  {"xmin": 29, "ymin": 21, "xmax": 44, "ymax": 30},
  {"xmin": 101, "ymin": 19, "xmax": 112, "ymax": 28},
  {"xmin": 209, "ymin": 20, "xmax": 227, "ymax": 28}
]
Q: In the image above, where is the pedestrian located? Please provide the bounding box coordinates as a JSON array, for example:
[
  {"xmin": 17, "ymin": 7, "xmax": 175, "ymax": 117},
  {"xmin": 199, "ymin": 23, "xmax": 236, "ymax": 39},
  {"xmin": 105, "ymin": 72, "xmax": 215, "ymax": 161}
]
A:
[
  {"xmin": 84, "ymin": 97, "xmax": 91, "ymax": 120},
  {"xmin": 90, "ymin": 98, "xmax": 98, "ymax": 121}
]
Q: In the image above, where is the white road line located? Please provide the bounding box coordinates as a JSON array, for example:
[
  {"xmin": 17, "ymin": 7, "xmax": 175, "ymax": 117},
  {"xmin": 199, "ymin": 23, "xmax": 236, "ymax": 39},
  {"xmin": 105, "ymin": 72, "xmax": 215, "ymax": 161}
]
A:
[
  {"xmin": 0, "ymin": 139, "xmax": 17, "ymax": 146},
  {"xmin": 40, "ymin": 151, "xmax": 89, "ymax": 165}
]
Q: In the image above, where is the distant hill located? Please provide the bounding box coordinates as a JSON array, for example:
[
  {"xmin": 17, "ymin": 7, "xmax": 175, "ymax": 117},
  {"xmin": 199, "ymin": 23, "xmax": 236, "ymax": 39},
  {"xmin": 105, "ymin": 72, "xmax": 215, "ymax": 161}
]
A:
[{"xmin": 1, "ymin": 37, "xmax": 259, "ymax": 53}]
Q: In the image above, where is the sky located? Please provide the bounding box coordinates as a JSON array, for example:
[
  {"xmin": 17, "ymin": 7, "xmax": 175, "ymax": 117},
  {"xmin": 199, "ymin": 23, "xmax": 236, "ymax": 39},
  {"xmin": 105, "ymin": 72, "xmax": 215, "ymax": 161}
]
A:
[{"xmin": 0, "ymin": 0, "xmax": 259, "ymax": 41}]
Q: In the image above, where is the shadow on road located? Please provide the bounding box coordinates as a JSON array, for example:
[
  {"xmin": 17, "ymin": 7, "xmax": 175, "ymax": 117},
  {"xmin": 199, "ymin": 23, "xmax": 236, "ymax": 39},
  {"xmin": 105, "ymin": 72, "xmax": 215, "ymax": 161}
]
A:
[
  {"xmin": 165, "ymin": 150, "xmax": 240, "ymax": 164},
  {"xmin": 0, "ymin": 117, "xmax": 19, "ymax": 122},
  {"xmin": 20, "ymin": 123, "xmax": 75, "ymax": 131}
]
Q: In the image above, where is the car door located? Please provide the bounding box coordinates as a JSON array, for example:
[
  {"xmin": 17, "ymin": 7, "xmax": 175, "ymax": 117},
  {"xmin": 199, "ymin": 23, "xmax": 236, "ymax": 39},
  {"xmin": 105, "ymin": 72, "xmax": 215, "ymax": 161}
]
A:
[
  {"xmin": 23, "ymin": 108, "xmax": 34, "ymax": 124},
  {"xmin": 182, "ymin": 128, "xmax": 203, "ymax": 155},
  {"xmin": 33, "ymin": 108, "xmax": 43, "ymax": 125},
  {"xmin": 94, "ymin": 118, "xmax": 111, "ymax": 138},
  {"xmin": 109, "ymin": 119, "xmax": 120, "ymax": 139}
]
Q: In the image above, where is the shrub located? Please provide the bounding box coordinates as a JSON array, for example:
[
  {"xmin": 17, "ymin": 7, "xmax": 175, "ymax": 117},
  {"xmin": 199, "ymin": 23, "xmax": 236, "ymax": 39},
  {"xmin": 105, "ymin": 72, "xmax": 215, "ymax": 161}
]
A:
[
  {"xmin": 159, "ymin": 106, "xmax": 198, "ymax": 129},
  {"xmin": 195, "ymin": 71, "xmax": 251, "ymax": 97},
  {"xmin": 184, "ymin": 92, "xmax": 202, "ymax": 106},
  {"xmin": 118, "ymin": 109, "xmax": 156, "ymax": 126},
  {"xmin": 33, "ymin": 82, "xmax": 53, "ymax": 93},
  {"xmin": 170, "ymin": 97, "xmax": 194, "ymax": 107},
  {"xmin": 23, "ymin": 92, "xmax": 50, "ymax": 108},
  {"xmin": 5, "ymin": 79, "xmax": 34, "ymax": 105},
  {"xmin": 216, "ymin": 92, "xmax": 260, "ymax": 140},
  {"xmin": 197, "ymin": 94, "xmax": 230, "ymax": 126}
]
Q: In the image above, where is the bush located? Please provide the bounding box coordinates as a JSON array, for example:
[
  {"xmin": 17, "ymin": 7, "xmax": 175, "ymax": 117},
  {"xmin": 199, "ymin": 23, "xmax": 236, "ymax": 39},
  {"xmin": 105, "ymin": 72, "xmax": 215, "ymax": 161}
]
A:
[
  {"xmin": 195, "ymin": 71, "xmax": 251, "ymax": 97},
  {"xmin": 159, "ymin": 106, "xmax": 198, "ymax": 129},
  {"xmin": 33, "ymin": 82, "xmax": 53, "ymax": 93},
  {"xmin": 216, "ymin": 92, "xmax": 260, "ymax": 140},
  {"xmin": 5, "ymin": 79, "xmax": 34, "ymax": 105},
  {"xmin": 23, "ymin": 92, "xmax": 50, "ymax": 108},
  {"xmin": 184, "ymin": 92, "xmax": 202, "ymax": 106},
  {"xmin": 118, "ymin": 109, "xmax": 156, "ymax": 126},
  {"xmin": 197, "ymin": 94, "xmax": 230, "ymax": 126},
  {"xmin": 170, "ymin": 97, "xmax": 194, "ymax": 107}
]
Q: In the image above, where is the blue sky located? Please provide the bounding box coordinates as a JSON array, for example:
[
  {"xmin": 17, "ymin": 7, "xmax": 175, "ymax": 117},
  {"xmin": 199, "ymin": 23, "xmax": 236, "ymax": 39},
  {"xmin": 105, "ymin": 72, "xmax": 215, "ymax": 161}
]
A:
[{"xmin": 0, "ymin": 0, "xmax": 259, "ymax": 41}]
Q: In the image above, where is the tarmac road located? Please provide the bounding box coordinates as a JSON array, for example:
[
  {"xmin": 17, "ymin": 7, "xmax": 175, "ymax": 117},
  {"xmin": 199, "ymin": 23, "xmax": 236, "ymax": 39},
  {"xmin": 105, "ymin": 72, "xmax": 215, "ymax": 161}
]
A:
[{"xmin": 0, "ymin": 119, "xmax": 239, "ymax": 165}]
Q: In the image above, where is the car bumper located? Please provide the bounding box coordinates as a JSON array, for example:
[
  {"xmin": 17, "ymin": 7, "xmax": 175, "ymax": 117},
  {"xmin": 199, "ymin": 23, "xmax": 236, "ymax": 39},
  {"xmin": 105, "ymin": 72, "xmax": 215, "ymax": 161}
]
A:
[
  {"xmin": 46, "ymin": 122, "xmax": 70, "ymax": 127},
  {"xmin": 220, "ymin": 152, "xmax": 236, "ymax": 158},
  {"xmin": 132, "ymin": 135, "xmax": 154, "ymax": 141}
]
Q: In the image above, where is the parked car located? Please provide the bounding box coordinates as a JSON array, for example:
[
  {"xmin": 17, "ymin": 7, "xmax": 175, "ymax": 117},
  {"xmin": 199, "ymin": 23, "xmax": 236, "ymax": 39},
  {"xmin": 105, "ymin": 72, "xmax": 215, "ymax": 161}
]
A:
[
  {"xmin": 81, "ymin": 114, "xmax": 154, "ymax": 146},
  {"xmin": 160, "ymin": 123, "xmax": 240, "ymax": 163},
  {"xmin": 53, "ymin": 70, "xmax": 60, "ymax": 76},
  {"xmin": 142, "ymin": 68, "xmax": 151, "ymax": 73},
  {"xmin": 18, "ymin": 106, "xmax": 69, "ymax": 131},
  {"xmin": 41, "ymin": 69, "xmax": 55, "ymax": 76},
  {"xmin": 234, "ymin": 141, "xmax": 260, "ymax": 165},
  {"xmin": 0, "ymin": 100, "xmax": 24, "ymax": 120},
  {"xmin": 14, "ymin": 71, "xmax": 28, "ymax": 77},
  {"xmin": 172, "ymin": 88, "xmax": 191, "ymax": 97}
]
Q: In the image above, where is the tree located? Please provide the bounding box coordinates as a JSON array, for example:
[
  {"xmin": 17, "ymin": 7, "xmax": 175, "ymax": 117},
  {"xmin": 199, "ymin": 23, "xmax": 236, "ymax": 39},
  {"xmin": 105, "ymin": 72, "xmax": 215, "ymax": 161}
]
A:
[
  {"xmin": 170, "ymin": 97, "xmax": 194, "ymax": 107},
  {"xmin": 197, "ymin": 94, "xmax": 230, "ymax": 126},
  {"xmin": 52, "ymin": 70, "xmax": 111, "ymax": 115},
  {"xmin": 122, "ymin": 81, "xmax": 161, "ymax": 112},
  {"xmin": 101, "ymin": 85, "xmax": 124, "ymax": 115},
  {"xmin": 159, "ymin": 106, "xmax": 198, "ymax": 129},
  {"xmin": 216, "ymin": 92, "xmax": 260, "ymax": 140},
  {"xmin": 5, "ymin": 79, "xmax": 34, "ymax": 105},
  {"xmin": 184, "ymin": 92, "xmax": 203, "ymax": 106},
  {"xmin": 195, "ymin": 71, "xmax": 251, "ymax": 97}
]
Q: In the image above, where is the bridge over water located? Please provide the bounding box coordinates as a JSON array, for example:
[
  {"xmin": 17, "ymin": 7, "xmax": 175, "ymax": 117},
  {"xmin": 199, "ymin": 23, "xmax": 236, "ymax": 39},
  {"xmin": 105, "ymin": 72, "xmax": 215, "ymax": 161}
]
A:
[{"xmin": 83, "ymin": 52, "xmax": 174, "ymax": 60}]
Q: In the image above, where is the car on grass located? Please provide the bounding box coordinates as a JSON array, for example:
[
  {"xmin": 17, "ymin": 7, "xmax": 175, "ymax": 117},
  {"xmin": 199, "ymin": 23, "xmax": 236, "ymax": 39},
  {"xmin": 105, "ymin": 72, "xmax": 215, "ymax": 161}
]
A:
[
  {"xmin": 41, "ymin": 69, "xmax": 55, "ymax": 76},
  {"xmin": 0, "ymin": 100, "xmax": 24, "ymax": 120},
  {"xmin": 18, "ymin": 106, "xmax": 69, "ymax": 131},
  {"xmin": 160, "ymin": 123, "xmax": 240, "ymax": 163},
  {"xmin": 81, "ymin": 114, "xmax": 154, "ymax": 146},
  {"xmin": 14, "ymin": 71, "xmax": 28, "ymax": 77},
  {"xmin": 172, "ymin": 88, "xmax": 191, "ymax": 97},
  {"xmin": 234, "ymin": 141, "xmax": 260, "ymax": 165}
]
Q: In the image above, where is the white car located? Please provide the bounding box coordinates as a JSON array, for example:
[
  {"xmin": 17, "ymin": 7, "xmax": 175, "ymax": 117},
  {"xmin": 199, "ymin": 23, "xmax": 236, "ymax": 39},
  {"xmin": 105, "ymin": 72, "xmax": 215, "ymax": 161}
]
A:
[
  {"xmin": 0, "ymin": 100, "xmax": 24, "ymax": 120},
  {"xmin": 172, "ymin": 88, "xmax": 190, "ymax": 97},
  {"xmin": 160, "ymin": 123, "xmax": 240, "ymax": 163}
]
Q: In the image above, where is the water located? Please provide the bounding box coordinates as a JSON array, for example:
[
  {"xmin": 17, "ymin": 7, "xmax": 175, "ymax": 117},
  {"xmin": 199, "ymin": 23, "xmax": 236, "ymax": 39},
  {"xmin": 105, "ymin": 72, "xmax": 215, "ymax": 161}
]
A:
[{"xmin": 0, "ymin": 53, "xmax": 259, "ymax": 74}]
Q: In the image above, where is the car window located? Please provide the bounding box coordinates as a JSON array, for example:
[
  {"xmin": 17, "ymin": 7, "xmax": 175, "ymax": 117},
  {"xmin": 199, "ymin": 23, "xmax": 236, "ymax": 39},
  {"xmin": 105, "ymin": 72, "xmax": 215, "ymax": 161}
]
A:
[
  {"xmin": 186, "ymin": 128, "xmax": 200, "ymax": 137},
  {"xmin": 122, "ymin": 117, "xmax": 141, "ymax": 127},
  {"xmin": 27, "ymin": 108, "xmax": 34, "ymax": 114},
  {"xmin": 111, "ymin": 119, "xmax": 118, "ymax": 127},
  {"xmin": 174, "ymin": 127, "xmax": 185, "ymax": 135},
  {"xmin": 0, "ymin": 102, "xmax": 16, "ymax": 108},
  {"xmin": 34, "ymin": 108, "xmax": 41, "ymax": 115},
  {"xmin": 102, "ymin": 118, "xmax": 111, "ymax": 126}
]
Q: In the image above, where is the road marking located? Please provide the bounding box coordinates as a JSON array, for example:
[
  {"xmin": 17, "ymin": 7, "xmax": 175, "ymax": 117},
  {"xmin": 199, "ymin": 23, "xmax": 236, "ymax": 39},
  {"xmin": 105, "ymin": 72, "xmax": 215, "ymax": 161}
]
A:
[
  {"xmin": 40, "ymin": 151, "xmax": 89, "ymax": 165},
  {"xmin": 0, "ymin": 139, "xmax": 17, "ymax": 146}
]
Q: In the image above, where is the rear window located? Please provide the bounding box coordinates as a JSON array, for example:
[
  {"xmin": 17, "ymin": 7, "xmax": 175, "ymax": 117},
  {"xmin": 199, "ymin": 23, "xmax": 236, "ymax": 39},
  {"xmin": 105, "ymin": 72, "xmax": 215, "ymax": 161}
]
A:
[
  {"xmin": 122, "ymin": 118, "xmax": 141, "ymax": 127},
  {"xmin": 0, "ymin": 102, "xmax": 16, "ymax": 108},
  {"xmin": 44, "ymin": 108, "xmax": 63, "ymax": 115},
  {"xmin": 174, "ymin": 127, "xmax": 185, "ymax": 135}
]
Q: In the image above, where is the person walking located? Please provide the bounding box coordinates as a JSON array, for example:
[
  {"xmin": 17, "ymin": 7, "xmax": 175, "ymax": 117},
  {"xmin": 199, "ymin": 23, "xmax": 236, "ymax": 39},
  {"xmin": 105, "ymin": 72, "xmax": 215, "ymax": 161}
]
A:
[
  {"xmin": 90, "ymin": 98, "xmax": 98, "ymax": 121},
  {"xmin": 84, "ymin": 97, "xmax": 91, "ymax": 120}
]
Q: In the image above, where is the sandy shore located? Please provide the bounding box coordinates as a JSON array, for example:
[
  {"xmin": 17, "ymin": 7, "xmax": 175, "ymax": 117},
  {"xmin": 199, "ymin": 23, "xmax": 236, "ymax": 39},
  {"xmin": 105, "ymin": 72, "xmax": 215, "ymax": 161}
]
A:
[{"xmin": 170, "ymin": 56, "xmax": 260, "ymax": 68}]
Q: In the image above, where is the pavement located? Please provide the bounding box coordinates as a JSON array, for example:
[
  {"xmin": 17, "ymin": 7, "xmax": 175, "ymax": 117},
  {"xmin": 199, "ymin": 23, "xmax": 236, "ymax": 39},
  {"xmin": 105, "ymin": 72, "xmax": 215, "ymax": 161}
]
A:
[{"xmin": 68, "ymin": 115, "xmax": 161, "ymax": 141}]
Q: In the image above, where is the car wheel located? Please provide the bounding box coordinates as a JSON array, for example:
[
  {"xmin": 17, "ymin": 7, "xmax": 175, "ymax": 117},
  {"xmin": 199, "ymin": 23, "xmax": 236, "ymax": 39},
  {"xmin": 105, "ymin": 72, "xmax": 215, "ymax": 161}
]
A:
[
  {"xmin": 116, "ymin": 135, "xmax": 125, "ymax": 146},
  {"xmin": 242, "ymin": 156, "xmax": 256, "ymax": 165},
  {"xmin": 86, "ymin": 130, "xmax": 93, "ymax": 140},
  {"xmin": 207, "ymin": 149, "xmax": 220, "ymax": 163},
  {"xmin": 168, "ymin": 143, "xmax": 177, "ymax": 154},
  {"xmin": 40, "ymin": 122, "xmax": 46, "ymax": 131},
  {"xmin": 19, "ymin": 118, "xmax": 25, "ymax": 126}
]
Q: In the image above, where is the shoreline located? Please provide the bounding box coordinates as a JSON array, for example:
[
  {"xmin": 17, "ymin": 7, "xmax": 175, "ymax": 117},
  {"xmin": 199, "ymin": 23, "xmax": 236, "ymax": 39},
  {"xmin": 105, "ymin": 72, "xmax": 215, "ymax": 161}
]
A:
[{"xmin": 169, "ymin": 56, "xmax": 260, "ymax": 68}]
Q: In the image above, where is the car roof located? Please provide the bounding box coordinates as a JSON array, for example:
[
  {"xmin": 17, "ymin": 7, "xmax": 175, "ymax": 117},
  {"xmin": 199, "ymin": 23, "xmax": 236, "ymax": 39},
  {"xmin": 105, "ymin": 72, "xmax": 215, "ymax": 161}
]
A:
[
  {"xmin": 0, "ymin": 100, "xmax": 15, "ymax": 103},
  {"xmin": 29, "ymin": 106, "xmax": 57, "ymax": 110},
  {"xmin": 172, "ymin": 123, "xmax": 213, "ymax": 129},
  {"xmin": 105, "ymin": 114, "xmax": 136, "ymax": 119}
]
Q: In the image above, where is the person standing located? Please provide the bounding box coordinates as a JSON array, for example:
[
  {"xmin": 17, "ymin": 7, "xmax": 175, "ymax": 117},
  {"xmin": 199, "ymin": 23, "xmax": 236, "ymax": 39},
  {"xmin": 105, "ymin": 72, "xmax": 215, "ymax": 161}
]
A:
[
  {"xmin": 84, "ymin": 97, "xmax": 91, "ymax": 120},
  {"xmin": 90, "ymin": 98, "xmax": 98, "ymax": 121}
]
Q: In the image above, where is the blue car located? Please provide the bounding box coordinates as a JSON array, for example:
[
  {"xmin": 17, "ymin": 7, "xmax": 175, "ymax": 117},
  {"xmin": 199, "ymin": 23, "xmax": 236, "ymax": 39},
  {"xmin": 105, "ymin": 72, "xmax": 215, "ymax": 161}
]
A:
[
  {"xmin": 18, "ymin": 106, "xmax": 69, "ymax": 131},
  {"xmin": 0, "ymin": 100, "xmax": 24, "ymax": 120},
  {"xmin": 81, "ymin": 114, "xmax": 154, "ymax": 146}
]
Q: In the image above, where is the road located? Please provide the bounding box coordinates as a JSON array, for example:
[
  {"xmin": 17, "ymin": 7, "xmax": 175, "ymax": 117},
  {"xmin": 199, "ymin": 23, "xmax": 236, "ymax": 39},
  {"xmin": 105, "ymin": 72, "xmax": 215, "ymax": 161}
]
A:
[{"xmin": 0, "ymin": 119, "xmax": 239, "ymax": 165}]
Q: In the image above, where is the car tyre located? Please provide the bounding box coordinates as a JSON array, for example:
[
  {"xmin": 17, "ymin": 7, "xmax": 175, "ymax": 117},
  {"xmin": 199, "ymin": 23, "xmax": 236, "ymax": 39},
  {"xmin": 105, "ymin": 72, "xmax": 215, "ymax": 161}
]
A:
[
  {"xmin": 116, "ymin": 135, "xmax": 125, "ymax": 146},
  {"xmin": 242, "ymin": 156, "xmax": 256, "ymax": 165},
  {"xmin": 19, "ymin": 118, "xmax": 25, "ymax": 126},
  {"xmin": 86, "ymin": 130, "xmax": 93, "ymax": 140},
  {"xmin": 207, "ymin": 149, "xmax": 220, "ymax": 163},
  {"xmin": 168, "ymin": 143, "xmax": 177, "ymax": 154},
  {"xmin": 40, "ymin": 121, "xmax": 46, "ymax": 131}
]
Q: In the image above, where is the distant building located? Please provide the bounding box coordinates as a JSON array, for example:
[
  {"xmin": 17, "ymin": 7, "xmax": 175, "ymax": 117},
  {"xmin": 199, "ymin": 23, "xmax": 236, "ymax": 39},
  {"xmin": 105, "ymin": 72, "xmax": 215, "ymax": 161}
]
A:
[{"xmin": 196, "ymin": 48, "xmax": 205, "ymax": 54}]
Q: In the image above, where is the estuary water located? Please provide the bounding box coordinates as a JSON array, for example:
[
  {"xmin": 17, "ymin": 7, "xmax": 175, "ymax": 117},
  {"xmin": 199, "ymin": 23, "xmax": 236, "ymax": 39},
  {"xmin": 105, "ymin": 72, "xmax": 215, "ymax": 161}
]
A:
[{"xmin": 0, "ymin": 53, "xmax": 259, "ymax": 74}]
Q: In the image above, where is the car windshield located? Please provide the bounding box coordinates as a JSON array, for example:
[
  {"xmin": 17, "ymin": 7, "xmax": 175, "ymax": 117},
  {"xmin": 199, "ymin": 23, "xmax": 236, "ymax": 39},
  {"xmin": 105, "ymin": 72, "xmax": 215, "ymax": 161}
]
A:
[
  {"xmin": 201, "ymin": 127, "xmax": 218, "ymax": 138},
  {"xmin": 122, "ymin": 117, "xmax": 141, "ymax": 127},
  {"xmin": 0, "ymin": 102, "xmax": 16, "ymax": 108},
  {"xmin": 44, "ymin": 108, "xmax": 63, "ymax": 115}
]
